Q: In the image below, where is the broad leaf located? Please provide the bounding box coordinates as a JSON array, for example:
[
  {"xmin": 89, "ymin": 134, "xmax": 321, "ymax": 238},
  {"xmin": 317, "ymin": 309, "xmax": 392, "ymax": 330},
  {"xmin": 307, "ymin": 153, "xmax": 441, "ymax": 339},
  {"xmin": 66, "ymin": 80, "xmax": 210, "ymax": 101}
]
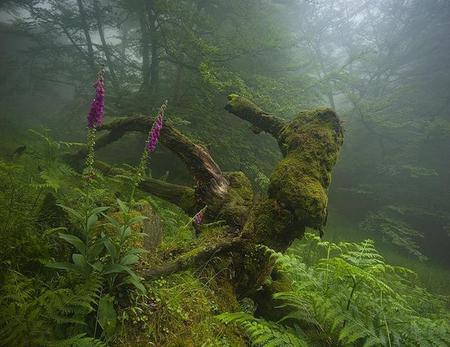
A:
[
  {"xmin": 98, "ymin": 294, "xmax": 117, "ymax": 339},
  {"xmin": 72, "ymin": 253, "xmax": 88, "ymax": 269},
  {"xmin": 103, "ymin": 238, "xmax": 117, "ymax": 260},
  {"xmin": 46, "ymin": 261, "xmax": 78, "ymax": 272},
  {"xmin": 58, "ymin": 233, "xmax": 86, "ymax": 254},
  {"xmin": 103, "ymin": 263, "xmax": 130, "ymax": 275},
  {"xmin": 124, "ymin": 275, "xmax": 146, "ymax": 294},
  {"xmin": 86, "ymin": 213, "xmax": 98, "ymax": 232},
  {"xmin": 120, "ymin": 254, "xmax": 139, "ymax": 266}
]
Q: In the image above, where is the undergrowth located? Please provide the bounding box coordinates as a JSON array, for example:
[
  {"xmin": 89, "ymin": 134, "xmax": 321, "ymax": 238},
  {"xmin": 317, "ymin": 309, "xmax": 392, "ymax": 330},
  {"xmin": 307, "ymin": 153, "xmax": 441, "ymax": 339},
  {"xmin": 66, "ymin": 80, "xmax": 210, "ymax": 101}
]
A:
[{"xmin": 218, "ymin": 233, "xmax": 450, "ymax": 346}]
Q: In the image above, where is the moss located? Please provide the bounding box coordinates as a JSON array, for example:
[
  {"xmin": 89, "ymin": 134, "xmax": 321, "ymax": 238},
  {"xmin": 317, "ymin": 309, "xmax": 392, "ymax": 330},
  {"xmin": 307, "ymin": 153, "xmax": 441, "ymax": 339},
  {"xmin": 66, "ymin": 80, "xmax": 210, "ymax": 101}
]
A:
[
  {"xmin": 225, "ymin": 94, "xmax": 284, "ymax": 136},
  {"xmin": 118, "ymin": 271, "xmax": 246, "ymax": 346},
  {"xmin": 253, "ymin": 269, "xmax": 293, "ymax": 321},
  {"xmin": 249, "ymin": 198, "xmax": 305, "ymax": 250},
  {"xmin": 226, "ymin": 94, "xmax": 266, "ymax": 117},
  {"xmin": 268, "ymin": 108, "xmax": 343, "ymax": 231},
  {"xmin": 216, "ymin": 171, "xmax": 254, "ymax": 228}
]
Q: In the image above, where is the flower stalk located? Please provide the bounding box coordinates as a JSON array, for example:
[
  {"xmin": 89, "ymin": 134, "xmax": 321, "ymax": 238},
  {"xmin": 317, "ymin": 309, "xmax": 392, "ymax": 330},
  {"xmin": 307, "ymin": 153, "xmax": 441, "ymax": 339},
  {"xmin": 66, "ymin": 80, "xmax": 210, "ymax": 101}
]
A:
[
  {"xmin": 129, "ymin": 100, "xmax": 168, "ymax": 202},
  {"xmin": 84, "ymin": 70, "xmax": 105, "ymax": 183}
]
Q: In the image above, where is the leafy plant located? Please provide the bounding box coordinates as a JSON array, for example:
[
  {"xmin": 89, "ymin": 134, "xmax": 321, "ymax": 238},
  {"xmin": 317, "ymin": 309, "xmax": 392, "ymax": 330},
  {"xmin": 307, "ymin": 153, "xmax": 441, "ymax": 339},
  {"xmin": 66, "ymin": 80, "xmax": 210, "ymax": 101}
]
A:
[
  {"xmin": 47, "ymin": 199, "xmax": 148, "ymax": 293},
  {"xmin": 0, "ymin": 270, "xmax": 105, "ymax": 346},
  {"xmin": 218, "ymin": 312, "xmax": 307, "ymax": 347},
  {"xmin": 219, "ymin": 233, "xmax": 450, "ymax": 346}
]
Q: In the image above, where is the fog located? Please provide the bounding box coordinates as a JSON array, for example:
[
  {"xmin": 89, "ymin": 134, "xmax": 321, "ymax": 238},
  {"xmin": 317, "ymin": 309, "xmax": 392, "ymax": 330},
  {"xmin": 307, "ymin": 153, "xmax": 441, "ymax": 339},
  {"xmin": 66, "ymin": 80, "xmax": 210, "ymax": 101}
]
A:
[{"xmin": 1, "ymin": 1, "xmax": 449, "ymax": 345}]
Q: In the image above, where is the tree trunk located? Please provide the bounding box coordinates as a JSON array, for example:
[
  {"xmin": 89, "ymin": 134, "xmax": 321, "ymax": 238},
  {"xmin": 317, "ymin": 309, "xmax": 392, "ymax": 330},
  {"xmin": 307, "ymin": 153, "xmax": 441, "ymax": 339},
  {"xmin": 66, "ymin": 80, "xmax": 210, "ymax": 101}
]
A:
[
  {"xmin": 64, "ymin": 95, "xmax": 344, "ymax": 300},
  {"xmin": 147, "ymin": 3, "xmax": 160, "ymax": 95},
  {"xmin": 139, "ymin": 12, "xmax": 151, "ymax": 90},
  {"xmin": 93, "ymin": 0, "xmax": 119, "ymax": 91},
  {"xmin": 76, "ymin": 0, "xmax": 96, "ymax": 74}
]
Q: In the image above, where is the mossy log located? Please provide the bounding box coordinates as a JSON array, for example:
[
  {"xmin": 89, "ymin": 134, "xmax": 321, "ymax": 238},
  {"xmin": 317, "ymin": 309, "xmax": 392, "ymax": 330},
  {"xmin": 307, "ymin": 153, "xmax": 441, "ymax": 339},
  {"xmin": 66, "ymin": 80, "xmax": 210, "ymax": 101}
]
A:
[
  {"xmin": 225, "ymin": 95, "xmax": 344, "ymax": 249},
  {"xmin": 65, "ymin": 95, "xmax": 343, "ymax": 304},
  {"xmin": 64, "ymin": 115, "xmax": 252, "ymax": 228}
]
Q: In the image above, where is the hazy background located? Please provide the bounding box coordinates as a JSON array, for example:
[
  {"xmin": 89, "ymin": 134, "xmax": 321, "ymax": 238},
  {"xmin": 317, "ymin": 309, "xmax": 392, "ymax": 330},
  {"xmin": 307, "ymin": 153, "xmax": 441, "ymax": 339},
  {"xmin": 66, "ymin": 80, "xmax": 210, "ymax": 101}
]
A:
[{"xmin": 1, "ymin": 0, "xmax": 449, "ymax": 270}]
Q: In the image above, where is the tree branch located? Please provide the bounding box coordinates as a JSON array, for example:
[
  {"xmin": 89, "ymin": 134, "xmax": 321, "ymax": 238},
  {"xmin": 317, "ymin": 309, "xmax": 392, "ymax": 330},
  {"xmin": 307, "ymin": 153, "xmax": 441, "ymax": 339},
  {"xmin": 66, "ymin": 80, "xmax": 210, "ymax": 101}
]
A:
[
  {"xmin": 143, "ymin": 237, "xmax": 244, "ymax": 279},
  {"xmin": 224, "ymin": 94, "xmax": 285, "ymax": 138}
]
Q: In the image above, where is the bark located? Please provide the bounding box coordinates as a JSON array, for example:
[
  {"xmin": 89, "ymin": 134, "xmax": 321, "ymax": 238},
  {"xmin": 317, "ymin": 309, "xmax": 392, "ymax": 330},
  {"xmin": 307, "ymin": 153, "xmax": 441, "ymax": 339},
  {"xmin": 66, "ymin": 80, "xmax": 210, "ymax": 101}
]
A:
[
  {"xmin": 224, "ymin": 94, "xmax": 285, "ymax": 138},
  {"xmin": 64, "ymin": 95, "xmax": 343, "ymax": 301},
  {"xmin": 76, "ymin": 0, "xmax": 96, "ymax": 74},
  {"xmin": 139, "ymin": 12, "xmax": 151, "ymax": 90},
  {"xmin": 93, "ymin": 0, "xmax": 119, "ymax": 91},
  {"xmin": 66, "ymin": 115, "xmax": 229, "ymax": 213}
]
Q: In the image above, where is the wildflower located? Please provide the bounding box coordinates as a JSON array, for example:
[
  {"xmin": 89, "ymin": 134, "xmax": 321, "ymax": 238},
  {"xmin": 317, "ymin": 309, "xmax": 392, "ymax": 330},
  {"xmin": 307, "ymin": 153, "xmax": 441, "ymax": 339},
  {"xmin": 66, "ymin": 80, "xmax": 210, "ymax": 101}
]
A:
[
  {"xmin": 146, "ymin": 101, "xmax": 167, "ymax": 153},
  {"xmin": 129, "ymin": 100, "xmax": 168, "ymax": 202},
  {"xmin": 87, "ymin": 72, "xmax": 105, "ymax": 129},
  {"xmin": 84, "ymin": 70, "xmax": 105, "ymax": 182},
  {"xmin": 193, "ymin": 208, "xmax": 205, "ymax": 225}
]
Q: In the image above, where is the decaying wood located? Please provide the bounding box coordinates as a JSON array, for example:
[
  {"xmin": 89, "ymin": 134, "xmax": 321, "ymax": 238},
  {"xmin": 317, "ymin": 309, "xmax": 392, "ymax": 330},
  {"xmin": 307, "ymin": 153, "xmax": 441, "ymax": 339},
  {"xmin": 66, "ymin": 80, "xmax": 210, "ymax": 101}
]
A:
[
  {"xmin": 64, "ymin": 95, "xmax": 343, "ymax": 300},
  {"xmin": 143, "ymin": 237, "xmax": 245, "ymax": 279},
  {"xmin": 224, "ymin": 94, "xmax": 285, "ymax": 138},
  {"xmin": 66, "ymin": 115, "xmax": 230, "ymax": 212}
]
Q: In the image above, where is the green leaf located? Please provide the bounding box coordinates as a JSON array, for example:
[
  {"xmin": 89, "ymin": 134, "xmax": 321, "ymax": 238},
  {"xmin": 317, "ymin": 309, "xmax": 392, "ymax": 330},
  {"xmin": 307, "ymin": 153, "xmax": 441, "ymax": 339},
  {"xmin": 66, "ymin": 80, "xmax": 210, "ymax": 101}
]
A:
[
  {"xmin": 88, "ymin": 241, "xmax": 105, "ymax": 260},
  {"xmin": 58, "ymin": 233, "xmax": 86, "ymax": 254},
  {"xmin": 103, "ymin": 238, "xmax": 117, "ymax": 261},
  {"xmin": 72, "ymin": 253, "xmax": 88, "ymax": 269},
  {"xmin": 128, "ymin": 247, "xmax": 149, "ymax": 255},
  {"xmin": 46, "ymin": 261, "xmax": 78, "ymax": 272},
  {"xmin": 124, "ymin": 275, "xmax": 146, "ymax": 293},
  {"xmin": 120, "ymin": 254, "xmax": 139, "ymax": 266},
  {"xmin": 43, "ymin": 227, "xmax": 67, "ymax": 237},
  {"xmin": 116, "ymin": 199, "xmax": 129, "ymax": 213},
  {"xmin": 58, "ymin": 204, "xmax": 83, "ymax": 220},
  {"xmin": 97, "ymin": 294, "xmax": 117, "ymax": 339},
  {"xmin": 90, "ymin": 206, "xmax": 110, "ymax": 215},
  {"xmin": 102, "ymin": 213, "xmax": 120, "ymax": 229},
  {"xmin": 127, "ymin": 215, "xmax": 148, "ymax": 225},
  {"xmin": 103, "ymin": 263, "xmax": 130, "ymax": 275},
  {"xmin": 86, "ymin": 213, "xmax": 98, "ymax": 232},
  {"xmin": 90, "ymin": 261, "xmax": 103, "ymax": 272}
]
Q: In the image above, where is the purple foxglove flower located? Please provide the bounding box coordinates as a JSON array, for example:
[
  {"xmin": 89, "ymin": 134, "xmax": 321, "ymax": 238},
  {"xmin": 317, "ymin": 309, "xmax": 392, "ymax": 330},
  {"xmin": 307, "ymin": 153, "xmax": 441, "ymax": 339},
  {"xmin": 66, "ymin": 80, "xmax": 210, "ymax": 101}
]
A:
[
  {"xmin": 194, "ymin": 210, "xmax": 204, "ymax": 225},
  {"xmin": 146, "ymin": 101, "xmax": 167, "ymax": 153},
  {"xmin": 87, "ymin": 75, "xmax": 105, "ymax": 129}
]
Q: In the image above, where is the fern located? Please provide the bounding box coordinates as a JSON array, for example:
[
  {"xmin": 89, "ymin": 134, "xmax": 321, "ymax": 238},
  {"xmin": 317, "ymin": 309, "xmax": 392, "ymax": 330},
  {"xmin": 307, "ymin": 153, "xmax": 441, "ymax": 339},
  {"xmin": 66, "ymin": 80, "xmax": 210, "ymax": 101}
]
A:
[
  {"xmin": 228, "ymin": 233, "xmax": 450, "ymax": 346},
  {"xmin": 0, "ymin": 270, "xmax": 105, "ymax": 346},
  {"xmin": 217, "ymin": 312, "xmax": 308, "ymax": 347}
]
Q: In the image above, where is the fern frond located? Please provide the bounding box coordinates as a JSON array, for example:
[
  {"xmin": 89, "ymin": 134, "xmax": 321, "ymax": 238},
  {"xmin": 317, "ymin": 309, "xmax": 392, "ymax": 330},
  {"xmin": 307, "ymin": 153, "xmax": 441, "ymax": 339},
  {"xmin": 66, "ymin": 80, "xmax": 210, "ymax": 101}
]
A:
[{"xmin": 217, "ymin": 312, "xmax": 308, "ymax": 347}]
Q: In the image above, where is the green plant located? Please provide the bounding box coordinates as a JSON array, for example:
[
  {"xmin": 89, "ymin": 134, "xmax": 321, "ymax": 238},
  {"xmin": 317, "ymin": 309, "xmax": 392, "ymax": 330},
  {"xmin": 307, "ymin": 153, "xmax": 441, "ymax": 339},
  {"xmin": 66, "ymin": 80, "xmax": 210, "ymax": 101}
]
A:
[
  {"xmin": 48, "ymin": 199, "xmax": 147, "ymax": 293},
  {"xmin": 44, "ymin": 198, "xmax": 148, "ymax": 342},
  {"xmin": 218, "ymin": 312, "xmax": 307, "ymax": 347},
  {"xmin": 219, "ymin": 233, "xmax": 450, "ymax": 346},
  {"xmin": 0, "ymin": 270, "xmax": 105, "ymax": 346}
]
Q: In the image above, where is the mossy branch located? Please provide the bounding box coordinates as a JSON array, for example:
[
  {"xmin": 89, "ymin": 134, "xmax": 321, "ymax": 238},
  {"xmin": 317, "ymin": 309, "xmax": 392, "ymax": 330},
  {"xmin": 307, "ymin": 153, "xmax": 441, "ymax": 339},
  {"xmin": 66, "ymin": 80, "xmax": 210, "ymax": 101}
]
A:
[
  {"xmin": 143, "ymin": 237, "xmax": 245, "ymax": 279},
  {"xmin": 64, "ymin": 114, "xmax": 230, "ymax": 211},
  {"xmin": 224, "ymin": 94, "xmax": 285, "ymax": 138},
  {"xmin": 92, "ymin": 159, "xmax": 197, "ymax": 214}
]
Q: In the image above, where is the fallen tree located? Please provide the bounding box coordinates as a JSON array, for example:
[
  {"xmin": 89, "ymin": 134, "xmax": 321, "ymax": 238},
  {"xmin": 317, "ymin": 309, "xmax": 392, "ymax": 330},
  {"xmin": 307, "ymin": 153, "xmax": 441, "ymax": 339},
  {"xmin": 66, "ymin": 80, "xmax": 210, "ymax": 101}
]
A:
[{"xmin": 65, "ymin": 94, "xmax": 344, "ymax": 303}]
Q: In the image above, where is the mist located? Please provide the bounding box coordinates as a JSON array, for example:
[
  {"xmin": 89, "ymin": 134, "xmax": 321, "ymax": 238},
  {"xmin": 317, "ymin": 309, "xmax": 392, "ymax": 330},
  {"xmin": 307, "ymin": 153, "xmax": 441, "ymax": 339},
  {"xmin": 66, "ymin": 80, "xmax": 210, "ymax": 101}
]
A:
[{"xmin": 1, "ymin": 0, "xmax": 449, "ymax": 345}]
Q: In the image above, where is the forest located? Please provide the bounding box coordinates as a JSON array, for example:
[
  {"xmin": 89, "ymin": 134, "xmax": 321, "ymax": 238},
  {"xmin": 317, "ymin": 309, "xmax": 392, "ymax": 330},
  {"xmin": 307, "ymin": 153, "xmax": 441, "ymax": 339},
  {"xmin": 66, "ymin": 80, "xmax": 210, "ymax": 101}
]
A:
[{"xmin": 0, "ymin": 0, "xmax": 449, "ymax": 346}]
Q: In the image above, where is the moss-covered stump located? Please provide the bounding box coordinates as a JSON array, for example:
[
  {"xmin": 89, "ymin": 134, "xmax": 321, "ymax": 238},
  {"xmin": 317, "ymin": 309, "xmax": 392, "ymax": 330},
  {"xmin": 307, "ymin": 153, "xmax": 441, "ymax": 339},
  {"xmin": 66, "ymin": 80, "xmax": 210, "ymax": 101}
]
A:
[
  {"xmin": 226, "ymin": 96, "xmax": 344, "ymax": 248},
  {"xmin": 207, "ymin": 171, "xmax": 254, "ymax": 229},
  {"xmin": 270, "ymin": 108, "xmax": 344, "ymax": 231}
]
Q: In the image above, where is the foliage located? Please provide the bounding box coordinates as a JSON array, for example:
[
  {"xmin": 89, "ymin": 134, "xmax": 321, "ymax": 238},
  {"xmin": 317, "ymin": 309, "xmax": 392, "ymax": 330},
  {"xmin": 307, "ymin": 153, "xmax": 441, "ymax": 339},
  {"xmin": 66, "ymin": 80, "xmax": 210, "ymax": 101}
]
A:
[
  {"xmin": 0, "ymin": 270, "xmax": 105, "ymax": 347},
  {"xmin": 218, "ymin": 311, "xmax": 307, "ymax": 347},
  {"xmin": 47, "ymin": 199, "xmax": 147, "ymax": 294},
  {"xmin": 360, "ymin": 210, "xmax": 426, "ymax": 261},
  {"xmin": 0, "ymin": 159, "xmax": 52, "ymax": 270},
  {"xmin": 219, "ymin": 233, "xmax": 450, "ymax": 346}
]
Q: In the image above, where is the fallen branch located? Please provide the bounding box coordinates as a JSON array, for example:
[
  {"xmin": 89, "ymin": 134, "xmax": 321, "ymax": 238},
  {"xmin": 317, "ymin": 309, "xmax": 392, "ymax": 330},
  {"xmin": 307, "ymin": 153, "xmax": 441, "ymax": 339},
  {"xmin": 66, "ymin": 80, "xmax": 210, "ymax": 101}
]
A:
[{"xmin": 143, "ymin": 237, "xmax": 245, "ymax": 279}]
